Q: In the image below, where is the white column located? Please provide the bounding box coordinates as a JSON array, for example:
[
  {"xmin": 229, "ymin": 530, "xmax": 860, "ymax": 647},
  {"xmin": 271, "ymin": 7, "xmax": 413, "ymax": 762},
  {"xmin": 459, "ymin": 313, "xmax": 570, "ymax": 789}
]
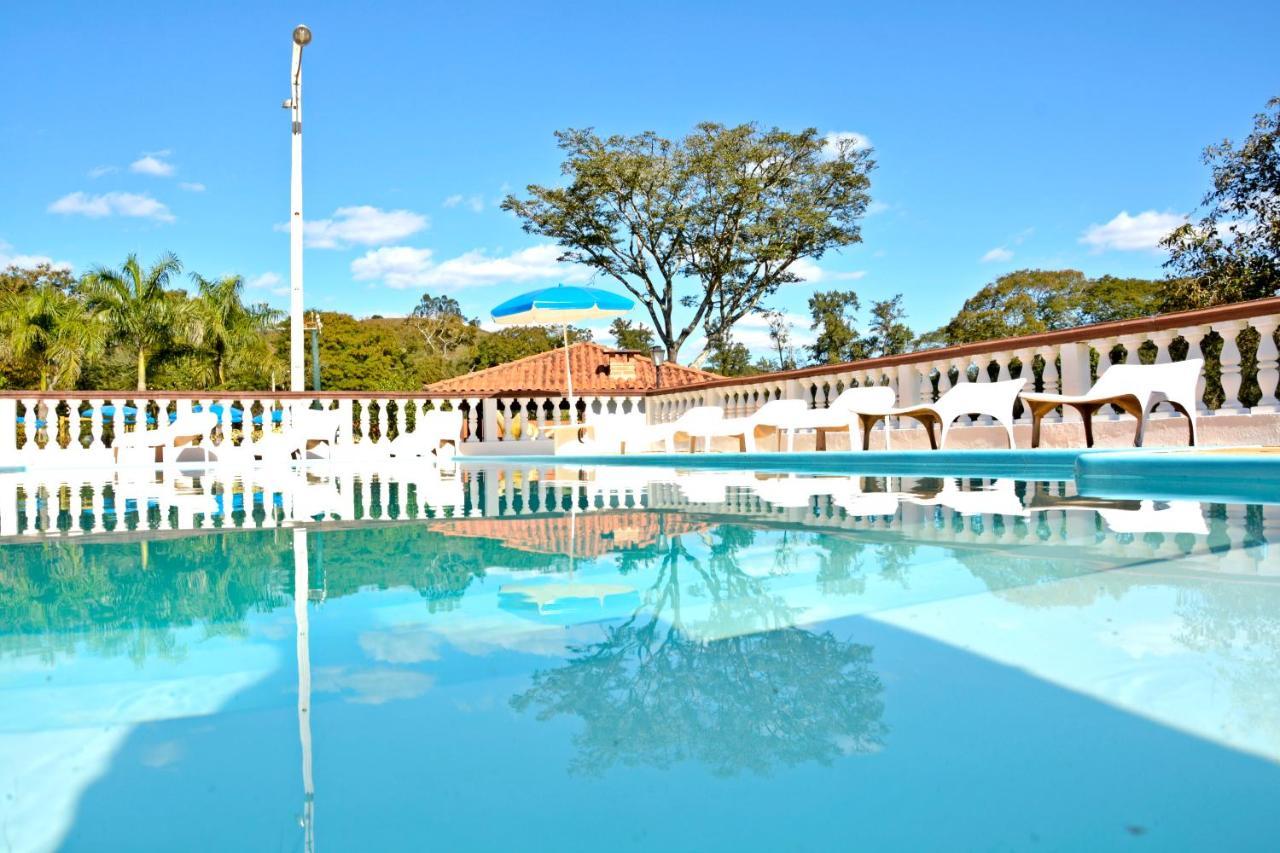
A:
[
  {"xmin": 1215, "ymin": 320, "xmax": 1245, "ymax": 414},
  {"xmin": 1253, "ymin": 318, "xmax": 1279, "ymax": 413}
]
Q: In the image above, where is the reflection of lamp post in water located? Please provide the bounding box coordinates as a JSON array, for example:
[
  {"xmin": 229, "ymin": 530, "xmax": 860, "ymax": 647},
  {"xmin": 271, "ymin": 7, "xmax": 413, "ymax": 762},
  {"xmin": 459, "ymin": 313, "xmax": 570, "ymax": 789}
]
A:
[{"xmin": 294, "ymin": 527, "xmax": 315, "ymax": 852}]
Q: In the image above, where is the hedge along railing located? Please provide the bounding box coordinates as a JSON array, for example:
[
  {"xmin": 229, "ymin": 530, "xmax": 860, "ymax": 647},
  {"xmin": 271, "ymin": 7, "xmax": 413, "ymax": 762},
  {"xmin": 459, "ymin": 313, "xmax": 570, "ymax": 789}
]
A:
[{"xmin": 645, "ymin": 295, "xmax": 1280, "ymax": 426}]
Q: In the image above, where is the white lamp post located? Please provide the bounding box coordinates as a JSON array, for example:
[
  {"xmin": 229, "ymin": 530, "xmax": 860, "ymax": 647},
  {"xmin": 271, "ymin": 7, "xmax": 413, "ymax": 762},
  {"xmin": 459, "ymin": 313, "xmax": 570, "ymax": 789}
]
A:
[{"xmin": 286, "ymin": 24, "xmax": 312, "ymax": 391}]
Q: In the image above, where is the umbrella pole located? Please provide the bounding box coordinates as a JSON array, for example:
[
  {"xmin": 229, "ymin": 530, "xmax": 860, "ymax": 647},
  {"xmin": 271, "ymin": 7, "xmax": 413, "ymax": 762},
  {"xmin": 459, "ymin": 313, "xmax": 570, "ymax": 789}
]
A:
[{"xmin": 563, "ymin": 324, "xmax": 576, "ymax": 426}]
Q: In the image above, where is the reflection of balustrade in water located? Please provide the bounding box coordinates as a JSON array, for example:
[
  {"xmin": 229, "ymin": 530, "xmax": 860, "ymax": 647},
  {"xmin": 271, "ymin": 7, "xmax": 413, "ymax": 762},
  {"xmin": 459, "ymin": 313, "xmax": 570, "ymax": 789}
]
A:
[{"xmin": 0, "ymin": 465, "xmax": 467, "ymax": 538}]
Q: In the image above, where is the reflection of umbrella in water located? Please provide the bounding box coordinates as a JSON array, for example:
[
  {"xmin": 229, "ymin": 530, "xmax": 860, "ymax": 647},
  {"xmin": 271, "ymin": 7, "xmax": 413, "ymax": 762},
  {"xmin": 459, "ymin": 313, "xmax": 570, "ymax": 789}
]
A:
[{"xmin": 498, "ymin": 478, "xmax": 638, "ymax": 623}]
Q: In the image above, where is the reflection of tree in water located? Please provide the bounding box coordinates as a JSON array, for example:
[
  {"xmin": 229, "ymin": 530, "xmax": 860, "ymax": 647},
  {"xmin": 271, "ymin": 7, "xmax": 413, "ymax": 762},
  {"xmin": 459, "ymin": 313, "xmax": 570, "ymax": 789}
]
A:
[
  {"xmin": 512, "ymin": 525, "xmax": 887, "ymax": 776},
  {"xmin": 1174, "ymin": 566, "xmax": 1280, "ymax": 747},
  {"xmin": 0, "ymin": 532, "xmax": 291, "ymax": 664},
  {"xmin": 814, "ymin": 534, "xmax": 918, "ymax": 595}
]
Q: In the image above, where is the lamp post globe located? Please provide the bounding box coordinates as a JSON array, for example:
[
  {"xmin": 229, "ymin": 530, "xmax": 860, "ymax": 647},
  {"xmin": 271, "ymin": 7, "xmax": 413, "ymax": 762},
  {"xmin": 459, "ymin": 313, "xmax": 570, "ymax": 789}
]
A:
[{"xmin": 293, "ymin": 25, "xmax": 312, "ymax": 46}]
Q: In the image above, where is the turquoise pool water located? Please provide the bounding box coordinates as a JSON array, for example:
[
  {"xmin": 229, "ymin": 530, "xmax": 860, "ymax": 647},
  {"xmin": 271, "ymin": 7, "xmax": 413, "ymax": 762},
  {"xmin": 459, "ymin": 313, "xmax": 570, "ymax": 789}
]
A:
[{"xmin": 1, "ymin": 463, "xmax": 1278, "ymax": 851}]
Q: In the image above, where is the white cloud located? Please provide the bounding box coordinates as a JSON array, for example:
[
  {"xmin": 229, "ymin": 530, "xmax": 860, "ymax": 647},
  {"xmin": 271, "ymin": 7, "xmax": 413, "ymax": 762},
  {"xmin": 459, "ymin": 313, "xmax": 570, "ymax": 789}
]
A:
[
  {"xmin": 129, "ymin": 152, "xmax": 175, "ymax": 177},
  {"xmin": 246, "ymin": 271, "xmax": 287, "ymax": 295},
  {"xmin": 790, "ymin": 257, "xmax": 867, "ymax": 284},
  {"xmin": 351, "ymin": 243, "xmax": 590, "ymax": 289},
  {"xmin": 866, "ymin": 200, "xmax": 890, "ymax": 216},
  {"xmin": 981, "ymin": 246, "xmax": 1014, "ymax": 263},
  {"xmin": 732, "ymin": 311, "xmax": 816, "ymax": 350},
  {"xmin": 1080, "ymin": 210, "xmax": 1186, "ymax": 252},
  {"xmin": 283, "ymin": 205, "xmax": 429, "ymax": 249},
  {"xmin": 179, "ymin": 182, "xmax": 205, "ymax": 192},
  {"xmin": 87, "ymin": 165, "xmax": 118, "ymax": 178},
  {"xmin": 48, "ymin": 191, "xmax": 174, "ymax": 222},
  {"xmin": 0, "ymin": 240, "xmax": 73, "ymax": 271},
  {"xmin": 443, "ymin": 193, "xmax": 485, "ymax": 212},
  {"xmin": 822, "ymin": 131, "xmax": 873, "ymax": 158}
]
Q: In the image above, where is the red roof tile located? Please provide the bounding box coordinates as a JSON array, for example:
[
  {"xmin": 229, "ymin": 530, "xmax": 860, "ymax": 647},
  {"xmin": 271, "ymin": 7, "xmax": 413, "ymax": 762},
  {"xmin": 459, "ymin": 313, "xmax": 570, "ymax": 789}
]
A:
[{"xmin": 425, "ymin": 342, "xmax": 718, "ymax": 395}]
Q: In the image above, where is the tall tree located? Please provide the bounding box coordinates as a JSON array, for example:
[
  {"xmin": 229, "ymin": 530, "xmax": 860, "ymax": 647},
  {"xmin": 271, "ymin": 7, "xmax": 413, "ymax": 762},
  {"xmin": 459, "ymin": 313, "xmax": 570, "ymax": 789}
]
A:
[
  {"xmin": 765, "ymin": 309, "xmax": 796, "ymax": 369},
  {"xmin": 608, "ymin": 317, "xmax": 656, "ymax": 352},
  {"xmin": 191, "ymin": 274, "xmax": 282, "ymax": 387},
  {"xmin": 409, "ymin": 293, "xmax": 474, "ymax": 355},
  {"xmin": 1162, "ymin": 96, "xmax": 1280, "ymax": 308},
  {"xmin": 80, "ymin": 253, "xmax": 192, "ymax": 391},
  {"xmin": 707, "ymin": 332, "xmax": 757, "ymax": 376},
  {"xmin": 923, "ymin": 269, "xmax": 1166, "ymax": 346},
  {"xmin": 865, "ymin": 294, "xmax": 913, "ymax": 357},
  {"xmin": 503, "ymin": 123, "xmax": 874, "ymax": 365},
  {"xmin": 0, "ymin": 284, "xmax": 106, "ymax": 389},
  {"xmin": 807, "ymin": 290, "xmax": 865, "ymax": 364}
]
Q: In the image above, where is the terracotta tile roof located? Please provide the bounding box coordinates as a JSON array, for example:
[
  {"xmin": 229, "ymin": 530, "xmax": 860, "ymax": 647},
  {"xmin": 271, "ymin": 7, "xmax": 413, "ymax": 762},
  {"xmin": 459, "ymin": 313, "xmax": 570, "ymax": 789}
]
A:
[
  {"xmin": 425, "ymin": 342, "xmax": 718, "ymax": 395},
  {"xmin": 431, "ymin": 510, "xmax": 710, "ymax": 559}
]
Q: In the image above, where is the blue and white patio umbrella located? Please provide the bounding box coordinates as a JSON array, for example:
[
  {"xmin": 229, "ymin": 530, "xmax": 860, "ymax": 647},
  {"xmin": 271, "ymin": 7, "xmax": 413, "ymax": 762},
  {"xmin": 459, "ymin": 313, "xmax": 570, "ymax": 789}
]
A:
[{"xmin": 490, "ymin": 284, "xmax": 635, "ymax": 414}]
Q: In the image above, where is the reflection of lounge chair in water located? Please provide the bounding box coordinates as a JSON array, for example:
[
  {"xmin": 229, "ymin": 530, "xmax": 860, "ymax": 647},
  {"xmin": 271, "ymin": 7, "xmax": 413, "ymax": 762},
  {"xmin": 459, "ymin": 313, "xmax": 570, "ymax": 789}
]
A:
[
  {"xmin": 499, "ymin": 581, "xmax": 639, "ymax": 618},
  {"xmin": 901, "ymin": 478, "xmax": 1028, "ymax": 517},
  {"xmin": 1029, "ymin": 493, "xmax": 1208, "ymax": 534}
]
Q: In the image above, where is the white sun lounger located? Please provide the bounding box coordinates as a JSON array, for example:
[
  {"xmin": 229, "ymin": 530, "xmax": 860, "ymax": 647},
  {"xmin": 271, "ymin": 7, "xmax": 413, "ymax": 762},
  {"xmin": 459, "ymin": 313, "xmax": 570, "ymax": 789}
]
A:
[
  {"xmin": 1020, "ymin": 359, "xmax": 1202, "ymax": 448},
  {"xmin": 854, "ymin": 379, "xmax": 1026, "ymax": 450},
  {"xmin": 642, "ymin": 406, "xmax": 725, "ymax": 453},
  {"xmin": 709, "ymin": 399, "xmax": 813, "ymax": 452},
  {"xmin": 114, "ymin": 410, "xmax": 220, "ymax": 465},
  {"xmin": 386, "ymin": 409, "xmax": 464, "ymax": 458},
  {"xmin": 789, "ymin": 386, "xmax": 897, "ymax": 450}
]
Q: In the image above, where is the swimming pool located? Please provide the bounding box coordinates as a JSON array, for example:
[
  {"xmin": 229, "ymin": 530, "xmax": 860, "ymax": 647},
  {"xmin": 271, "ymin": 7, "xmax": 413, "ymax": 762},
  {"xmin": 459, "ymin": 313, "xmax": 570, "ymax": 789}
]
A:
[{"xmin": 1, "ymin": 462, "xmax": 1278, "ymax": 851}]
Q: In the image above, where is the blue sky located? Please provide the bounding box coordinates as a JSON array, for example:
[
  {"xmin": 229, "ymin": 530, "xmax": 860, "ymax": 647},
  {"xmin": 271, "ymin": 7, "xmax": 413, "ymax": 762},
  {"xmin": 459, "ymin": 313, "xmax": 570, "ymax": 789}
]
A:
[{"xmin": 2, "ymin": 0, "xmax": 1277, "ymax": 360}]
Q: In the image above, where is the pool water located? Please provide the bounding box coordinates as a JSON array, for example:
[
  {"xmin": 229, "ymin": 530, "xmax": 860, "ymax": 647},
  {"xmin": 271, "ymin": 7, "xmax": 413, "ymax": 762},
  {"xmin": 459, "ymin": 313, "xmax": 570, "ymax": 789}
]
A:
[{"xmin": 1, "ymin": 463, "xmax": 1278, "ymax": 851}]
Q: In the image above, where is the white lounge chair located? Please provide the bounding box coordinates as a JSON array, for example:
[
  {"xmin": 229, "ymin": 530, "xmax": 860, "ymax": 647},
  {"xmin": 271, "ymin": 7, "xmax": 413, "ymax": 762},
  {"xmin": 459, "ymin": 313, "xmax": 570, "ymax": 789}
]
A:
[
  {"xmin": 550, "ymin": 413, "xmax": 651, "ymax": 455},
  {"xmin": 710, "ymin": 399, "xmax": 812, "ymax": 452},
  {"xmin": 638, "ymin": 406, "xmax": 725, "ymax": 453},
  {"xmin": 789, "ymin": 386, "xmax": 897, "ymax": 450},
  {"xmin": 854, "ymin": 379, "xmax": 1026, "ymax": 450},
  {"xmin": 114, "ymin": 410, "xmax": 219, "ymax": 465},
  {"xmin": 386, "ymin": 409, "xmax": 464, "ymax": 458},
  {"xmin": 1020, "ymin": 359, "xmax": 1202, "ymax": 448}
]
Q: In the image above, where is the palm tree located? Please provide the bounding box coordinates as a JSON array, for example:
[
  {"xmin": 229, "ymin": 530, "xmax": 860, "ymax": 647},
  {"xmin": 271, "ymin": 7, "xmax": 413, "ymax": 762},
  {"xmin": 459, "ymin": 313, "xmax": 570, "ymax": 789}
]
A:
[
  {"xmin": 80, "ymin": 253, "xmax": 191, "ymax": 391},
  {"xmin": 190, "ymin": 274, "xmax": 283, "ymax": 387},
  {"xmin": 0, "ymin": 284, "xmax": 107, "ymax": 389}
]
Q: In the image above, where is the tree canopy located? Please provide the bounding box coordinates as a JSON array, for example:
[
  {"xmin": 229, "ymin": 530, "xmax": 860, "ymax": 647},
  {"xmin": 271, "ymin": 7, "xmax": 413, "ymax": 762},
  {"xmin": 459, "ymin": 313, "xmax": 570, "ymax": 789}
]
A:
[
  {"xmin": 503, "ymin": 123, "xmax": 874, "ymax": 365},
  {"xmin": 1163, "ymin": 96, "xmax": 1280, "ymax": 308}
]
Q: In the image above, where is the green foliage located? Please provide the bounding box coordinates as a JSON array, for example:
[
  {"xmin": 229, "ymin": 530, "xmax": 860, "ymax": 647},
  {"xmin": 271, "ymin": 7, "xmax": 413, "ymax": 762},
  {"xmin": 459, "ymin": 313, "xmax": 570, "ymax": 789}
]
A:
[
  {"xmin": 707, "ymin": 334, "xmax": 759, "ymax": 376},
  {"xmin": 865, "ymin": 294, "xmax": 913, "ymax": 357},
  {"xmin": 470, "ymin": 325, "xmax": 591, "ymax": 370},
  {"xmin": 79, "ymin": 252, "xmax": 194, "ymax": 391},
  {"xmin": 608, "ymin": 317, "xmax": 656, "ymax": 352},
  {"xmin": 924, "ymin": 269, "xmax": 1165, "ymax": 346},
  {"xmin": 1163, "ymin": 95, "xmax": 1280, "ymax": 308},
  {"xmin": 807, "ymin": 290, "xmax": 866, "ymax": 364},
  {"xmin": 190, "ymin": 274, "xmax": 282, "ymax": 388},
  {"xmin": 503, "ymin": 122, "xmax": 875, "ymax": 364},
  {"xmin": 0, "ymin": 279, "xmax": 107, "ymax": 389}
]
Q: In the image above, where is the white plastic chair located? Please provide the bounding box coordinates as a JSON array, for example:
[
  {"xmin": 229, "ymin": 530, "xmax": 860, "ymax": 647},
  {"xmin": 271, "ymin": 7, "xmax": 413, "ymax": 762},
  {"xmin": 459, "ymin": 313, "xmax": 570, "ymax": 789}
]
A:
[
  {"xmin": 790, "ymin": 386, "xmax": 897, "ymax": 450},
  {"xmin": 855, "ymin": 379, "xmax": 1026, "ymax": 450},
  {"xmin": 1021, "ymin": 359, "xmax": 1202, "ymax": 448},
  {"xmin": 114, "ymin": 410, "xmax": 220, "ymax": 465},
  {"xmin": 386, "ymin": 409, "xmax": 464, "ymax": 459},
  {"xmin": 709, "ymin": 399, "xmax": 812, "ymax": 452}
]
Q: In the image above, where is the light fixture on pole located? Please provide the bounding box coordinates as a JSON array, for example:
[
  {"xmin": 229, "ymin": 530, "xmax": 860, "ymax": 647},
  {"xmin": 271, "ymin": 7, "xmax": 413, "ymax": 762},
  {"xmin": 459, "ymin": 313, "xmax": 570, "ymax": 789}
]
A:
[
  {"xmin": 285, "ymin": 24, "xmax": 312, "ymax": 392},
  {"xmin": 650, "ymin": 345, "xmax": 665, "ymax": 389}
]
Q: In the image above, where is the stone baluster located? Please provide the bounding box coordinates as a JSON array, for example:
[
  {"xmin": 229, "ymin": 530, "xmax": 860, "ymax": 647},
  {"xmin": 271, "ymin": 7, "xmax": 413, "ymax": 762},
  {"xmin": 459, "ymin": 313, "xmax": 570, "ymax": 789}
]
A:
[
  {"xmin": 21, "ymin": 397, "xmax": 40, "ymax": 452},
  {"xmin": 1150, "ymin": 330, "xmax": 1176, "ymax": 364},
  {"xmin": 1214, "ymin": 320, "xmax": 1246, "ymax": 414},
  {"xmin": 108, "ymin": 397, "xmax": 126, "ymax": 451},
  {"xmin": 1120, "ymin": 335, "xmax": 1144, "ymax": 365},
  {"xmin": 1177, "ymin": 326, "xmax": 1209, "ymax": 412},
  {"xmin": 1253, "ymin": 317, "xmax": 1279, "ymax": 413}
]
